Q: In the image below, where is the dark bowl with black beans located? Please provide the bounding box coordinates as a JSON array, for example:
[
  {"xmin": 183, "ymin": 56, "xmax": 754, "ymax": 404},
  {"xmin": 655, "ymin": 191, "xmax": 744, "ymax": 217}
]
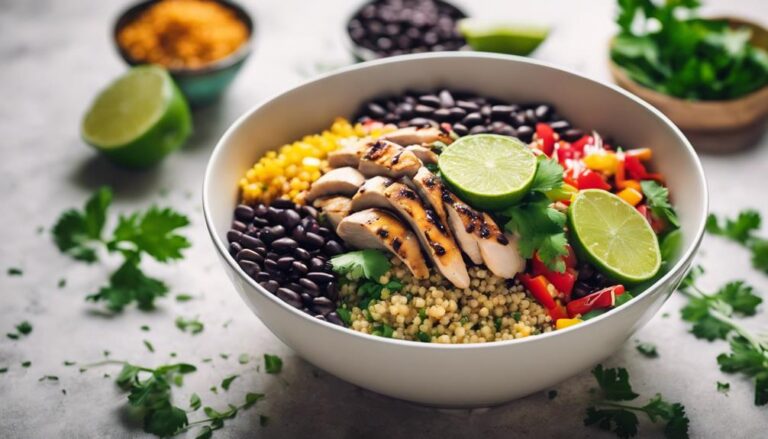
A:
[
  {"xmin": 203, "ymin": 53, "xmax": 706, "ymax": 407},
  {"xmin": 345, "ymin": 0, "xmax": 468, "ymax": 60}
]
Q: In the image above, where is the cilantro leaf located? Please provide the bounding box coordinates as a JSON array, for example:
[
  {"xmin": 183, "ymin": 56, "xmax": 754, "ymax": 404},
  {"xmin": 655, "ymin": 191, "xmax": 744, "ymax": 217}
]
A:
[
  {"xmin": 52, "ymin": 187, "xmax": 112, "ymax": 262},
  {"xmin": 641, "ymin": 180, "xmax": 679, "ymax": 228},
  {"xmin": 750, "ymin": 238, "xmax": 768, "ymax": 274},
  {"xmin": 331, "ymin": 249, "xmax": 391, "ymax": 281},
  {"xmin": 87, "ymin": 260, "xmax": 168, "ymax": 312},
  {"xmin": 336, "ymin": 307, "xmax": 352, "ymax": 326},
  {"xmin": 530, "ymin": 157, "xmax": 564, "ymax": 193},
  {"xmin": 636, "ymin": 342, "xmax": 658, "ymax": 358},
  {"xmin": 144, "ymin": 405, "xmax": 188, "ymax": 437},
  {"xmin": 264, "ymin": 354, "xmax": 283, "ymax": 374},
  {"xmin": 716, "ymin": 381, "xmax": 730, "ymax": 394},
  {"xmin": 110, "ymin": 207, "xmax": 190, "ymax": 262},
  {"xmin": 706, "ymin": 210, "xmax": 761, "ymax": 244},
  {"xmin": 190, "ymin": 393, "xmax": 202, "ymax": 411},
  {"xmin": 592, "ymin": 365, "xmax": 639, "ymax": 401},
  {"xmin": 503, "ymin": 194, "xmax": 568, "ymax": 272},
  {"xmin": 717, "ymin": 281, "xmax": 762, "ymax": 316},
  {"xmin": 7, "ymin": 267, "xmax": 23, "ymax": 276},
  {"xmin": 584, "ymin": 407, "xmax": 639, "ymax": 439},
  {"xmin": 221, "ymin": 375, "xmax": 238, "ymax": 391},
  {"xmin": 15, "ymin": 321, "xmax": 32, "ymax": 335},
  {"xmin": 175, "ymin": 316, "xmax": 204, "ymax": 335}
]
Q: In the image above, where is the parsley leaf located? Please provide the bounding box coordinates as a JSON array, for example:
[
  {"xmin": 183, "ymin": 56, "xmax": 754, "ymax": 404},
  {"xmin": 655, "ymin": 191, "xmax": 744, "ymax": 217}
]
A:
[
  {"xmin": 52, "ymin": 187, "xmax": 112, "ymax": 262},
  {"xmin": 592, "ymin": 365, "xmax": 639, "ymax": 401},
  {"xmin": 680, "ymin": 279, "xmax": 762, "ymax": 341},
  {"xmin": 109, "ymin": 207, "xmax": 190, "ymax": 262},
  {"xmin": 706, "ymin": 211, "xmax": 768, "ymax": 274},
  {"xmin": 221, "ymin": 375, "xmax": 238, "ymax": 391},
  {"xmin": 87, "ymin": 259, "xmax": 168, "ymax": 312},
  {"xmin": 641, "ymin": 180, "xmax": 679, "ymax": 228},
  {"xmin": 585, "ymin": 406, "xmax": 639, "ymax": 439},
  {"xmin": 716, "ymin": 381, "xmax": 730, "ymax": 394},
  {"xmin": 175, "ymin": 316, "xmax": 204, "ymax": 335},
  {"xmin": 190, "ymin": 393, "xmax": 202, "ymax": 411},
  {"xmin": 530, "ymin": 157, "xmax": 564, "ymax": 193},
  {"xmin": 264, "ymin": 354, "xmax": 283, "ymax": 374},
  {"xmin": 503, "ymin": 193, "xmax": 568, "ymax": 272},
  {"xmin": 331, "ymin": 249, "xmax": 391, "ymax": 281},
  {"xmin": 636, "ymin": 342, "xmax": 658, "ymax": 358},
  {"xmin": 15, "ymin": 321, "xmax": 32, "ymax": 335}
]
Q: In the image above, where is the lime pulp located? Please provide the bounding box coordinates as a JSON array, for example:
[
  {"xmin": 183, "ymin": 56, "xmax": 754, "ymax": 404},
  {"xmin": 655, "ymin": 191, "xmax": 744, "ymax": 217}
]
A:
[{"xmin": 457, "ymin": 19, "xmax": 550, "ymax": 56}]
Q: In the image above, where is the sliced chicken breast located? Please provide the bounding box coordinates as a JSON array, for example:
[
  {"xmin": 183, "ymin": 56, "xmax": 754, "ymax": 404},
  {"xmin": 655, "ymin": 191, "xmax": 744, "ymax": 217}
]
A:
[
  {"xmin": 358, "ymin": 140, "xmax": 422, "ymax": 179},
  {"xmin": 313, "ymin": 196, "xmax": 352, "ymax": 230},
  {"xmin": 351, "ymin": 177, "xmax": 470, "ymax": 289},
  {"xmin": 305, "ymin": 167, "xmax": 365, "ymax": 202},
  {"xmin": 405, "ymin": 145, "xmax": 439, "ymax": 165},
  {"xmin": 382, "ymin": 126, "xmax": 452, "ymax": 147},
  {"xmin": 477, "ymin": 227, "xmax": 525, "ymax": 279},
  {"xmin": 337, "ymin": 208, "xmax": 429, "ymax": 279},
  {"xmin": 327, "ymin": 138, "xmax": 369, "ymax": 168}
]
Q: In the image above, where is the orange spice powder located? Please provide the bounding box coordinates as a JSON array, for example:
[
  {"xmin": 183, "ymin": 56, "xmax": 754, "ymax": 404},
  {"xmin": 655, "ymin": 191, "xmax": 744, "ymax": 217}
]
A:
[{"xmin": 118, "ymin": 0, "xmax": 249, "ymax": 69}]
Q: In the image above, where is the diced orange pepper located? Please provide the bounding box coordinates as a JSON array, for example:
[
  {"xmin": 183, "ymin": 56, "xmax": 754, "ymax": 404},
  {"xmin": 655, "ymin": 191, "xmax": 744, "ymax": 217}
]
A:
[
  {"xmin": 556, "ymin": 318, "xmax": 583, "ymax": 329},
  {"xmin": 618, "ymin": 179, "xmax": 641, "ymax": 192},
  {"xmin": 583, "ymin": 151, "xmax": 619, "ymax": 174},
  {"xmin": 617, "ymin": 187, "xmax": 643, "ymax": 206},
  {"xmin": 627, "ymin": 148, "xmax": 652, "ymax": 161}
]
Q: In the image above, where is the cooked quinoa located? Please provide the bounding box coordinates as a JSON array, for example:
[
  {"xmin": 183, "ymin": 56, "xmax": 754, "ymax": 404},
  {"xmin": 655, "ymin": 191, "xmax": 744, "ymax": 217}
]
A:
[
  {"xmin": 239, "ymin": 118, "xmax": 391, "ymax": 205},
  {"xmin": 341, "ymin": 258, "xmax": 553, "ymax": 344}
]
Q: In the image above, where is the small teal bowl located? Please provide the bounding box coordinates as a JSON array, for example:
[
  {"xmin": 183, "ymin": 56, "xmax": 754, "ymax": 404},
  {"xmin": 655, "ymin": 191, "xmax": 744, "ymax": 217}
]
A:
[{"xmin": 113, "ymin": 0, "xmax": 254, "ymax": 107}]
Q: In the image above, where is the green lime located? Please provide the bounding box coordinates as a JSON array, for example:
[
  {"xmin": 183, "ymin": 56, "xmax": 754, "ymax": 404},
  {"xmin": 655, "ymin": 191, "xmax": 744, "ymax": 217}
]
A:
[
  {"xmin": 81, "ymin": 65, "xmax": 192, "ymax": 168},
  {"xmin": 458, "ymin": 19, "xmax": 550, "ymax": 56},
  {"xmin": 569, "ymin": 189, "xmax": 661, "ymax": 284},
  {"xmin": 438, "ymin": 134, "xmax": 537, "ymax": 209}
]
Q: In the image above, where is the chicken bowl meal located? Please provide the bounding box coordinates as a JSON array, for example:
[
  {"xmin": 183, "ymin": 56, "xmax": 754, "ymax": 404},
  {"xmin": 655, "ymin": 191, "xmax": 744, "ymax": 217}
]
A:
[{"xmin": 203, "ymin": 53, "xmax": 706, "ymax": 406}]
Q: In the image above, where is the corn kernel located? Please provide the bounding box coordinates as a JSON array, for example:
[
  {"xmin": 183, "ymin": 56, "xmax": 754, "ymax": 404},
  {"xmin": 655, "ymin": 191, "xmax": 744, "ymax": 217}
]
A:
[{"xmin": 617, "ymin": 187, "xmax": 643, "ymax": 206}]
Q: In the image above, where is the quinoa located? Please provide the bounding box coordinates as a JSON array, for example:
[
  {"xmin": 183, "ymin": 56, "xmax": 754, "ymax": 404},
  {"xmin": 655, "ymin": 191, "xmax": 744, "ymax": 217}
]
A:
[{"xmin": 341, "ymin": 258, "xmax": 552, "ymax": 343}]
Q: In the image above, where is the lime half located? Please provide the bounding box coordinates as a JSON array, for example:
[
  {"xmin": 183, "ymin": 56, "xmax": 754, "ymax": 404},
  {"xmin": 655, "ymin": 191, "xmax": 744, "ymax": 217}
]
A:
[
  {"xmin": 458, "ymin": 19, "xmax": 550, "ymax": 56},
  {"xmin": 438, "ymin": 134, "xmax": 537, "ymax": 209},
  {"xmin": 569, "ymin": 189, "xmax": 661, "ymax": 284},
  {"xmin": 82, "ymin": 65, "xmax": 192, "ymax": 168}
]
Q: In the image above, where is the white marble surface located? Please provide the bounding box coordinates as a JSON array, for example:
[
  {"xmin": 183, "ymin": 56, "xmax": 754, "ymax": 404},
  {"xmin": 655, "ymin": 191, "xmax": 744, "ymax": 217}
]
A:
[{"xmin": 1, "ymin": 0, "xmax": 767, "ymax": 437}]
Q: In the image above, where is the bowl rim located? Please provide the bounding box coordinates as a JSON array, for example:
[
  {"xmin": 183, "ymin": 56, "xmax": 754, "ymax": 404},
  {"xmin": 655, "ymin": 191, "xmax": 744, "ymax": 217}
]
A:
[
  {"xmin": 202, "ymin": 51, "xmax": 708, "ymax": 351},
  {"xmin": 112, "ymin": 0, "xmax": 256, "ymax": 76}
]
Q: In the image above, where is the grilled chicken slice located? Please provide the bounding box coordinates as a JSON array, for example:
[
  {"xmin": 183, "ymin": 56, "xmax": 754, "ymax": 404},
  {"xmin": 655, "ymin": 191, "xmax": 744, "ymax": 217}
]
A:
[
  {"xmin": 313, "ymin": 196, "xmax": 352, "ymax": 230},
  {"xmin": 351, "ymin": 177, "xmax": 469, "ymax": 289},
  {"xmin": 305, "ymin": 167, "xmax": 365, "ymax": 202},
  {"xmin": 405, "ymin": 145, "xmax": 439, "ymax": 165},
  {"xmin": 382, "ymin": 126, "xmax": 452, "ymax": 147},
  {"xmin": 327, "ymin": 139, "xmax": 369, "ymax": 168},
  {"xmin": 410, "ymin": 167, "xmax": 524, "ymax": 277},
  {"xmin": 358, "ymin": 139, "xmax": 422, "ymax": 179},
  {"xmin": 337, "ymin": 209, "xmax": 429, "ymax": 279}
]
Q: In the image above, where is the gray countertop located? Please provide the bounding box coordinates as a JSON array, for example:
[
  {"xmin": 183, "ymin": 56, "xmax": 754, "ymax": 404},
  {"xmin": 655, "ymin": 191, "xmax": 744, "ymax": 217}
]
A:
[{"xmin": 1, "ymin": 0, "xmax": 767, "ymax": 437}]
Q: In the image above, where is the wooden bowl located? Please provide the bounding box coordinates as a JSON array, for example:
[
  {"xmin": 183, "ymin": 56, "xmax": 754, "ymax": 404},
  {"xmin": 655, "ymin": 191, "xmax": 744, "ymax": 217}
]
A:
[{"xmin": 609, "ymin": 17, "xmax": 768, "ymax": 152}]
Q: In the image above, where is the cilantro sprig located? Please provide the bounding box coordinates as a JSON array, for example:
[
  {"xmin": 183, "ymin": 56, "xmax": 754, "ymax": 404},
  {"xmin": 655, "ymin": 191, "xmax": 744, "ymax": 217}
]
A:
[
  {"xmin": 678, "ymin": 268, "xmax": 768, "ymax": 406},
  {"xmin": 52, "ymin": 187, "xmax": 190, "ymax": 311},
  {"xmin": 585, "ymin": 365, "xmax": 690, "ymax": 439},
  {"xmin": 330, "ymin": 249, "xmax": 390, "ymax": 281},
  {"xmin": 641, "ymin": 180, "xmax": 679, "ymax": 229},
  {"xmin": 502, "ymin": 157, "xmax": 569, "ymax": 272},
  {"xmin": 706, "ymin": 210, "xmax": 768, "ymax": 274}
]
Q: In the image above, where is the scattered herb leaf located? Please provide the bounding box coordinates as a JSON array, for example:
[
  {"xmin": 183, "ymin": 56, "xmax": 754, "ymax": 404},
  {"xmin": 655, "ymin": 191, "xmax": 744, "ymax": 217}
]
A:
[{"xmin": 264, "ymin": 354, "xmax": 283, "ymax": 374}]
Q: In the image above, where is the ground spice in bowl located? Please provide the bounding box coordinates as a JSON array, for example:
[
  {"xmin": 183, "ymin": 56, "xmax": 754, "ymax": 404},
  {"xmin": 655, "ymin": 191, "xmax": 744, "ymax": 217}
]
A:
[{"xmin": 117, "ymin": 0, "xmax": 249, "ymax": 70}]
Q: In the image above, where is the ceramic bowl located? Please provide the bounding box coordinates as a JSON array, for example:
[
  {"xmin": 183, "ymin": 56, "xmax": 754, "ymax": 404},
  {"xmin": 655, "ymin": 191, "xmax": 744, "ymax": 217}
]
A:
[
  {"xmin": 203, "ymin": 53, "xmax": 707, "ymax": 407},
  {"xmin": 113, "ymin": 0, "xmax": 254, "ymax": 107}
]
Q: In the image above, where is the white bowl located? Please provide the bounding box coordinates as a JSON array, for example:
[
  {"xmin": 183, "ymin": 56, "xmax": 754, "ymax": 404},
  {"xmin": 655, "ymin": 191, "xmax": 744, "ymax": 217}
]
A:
[{"xmin": 203, "ymin": 53, "xmax": 707, "ymax": 407}]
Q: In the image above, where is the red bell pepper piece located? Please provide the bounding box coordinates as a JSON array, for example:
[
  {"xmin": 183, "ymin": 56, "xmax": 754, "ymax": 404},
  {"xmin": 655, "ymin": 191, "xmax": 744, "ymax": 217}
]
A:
[
  {"xmin": 624, "ymin": 155, "xmax": 649, "ymax": 180},
  {"xmin": 563, "ymin": 167, "xmax": 580, "ymax": 188},
  {"xmin": 571, "ymin": 135, "xmax": 593, "ymax": 153},
  {"xmin": 531, "ymin": 249, "xmax": 578, "ymax": 300},
  {"xmin": 536, "ymin": 123, "xmax": 555, "ymax": 156},
  {"xmin": 518, "ymin": 274, "xmax": 557, "ymax": 309},
  {"xmin": 566, "ymin": 285, "xmax": 625, "ymax": 317},
  {"xmin": 548, "ymin": 302, "xmax": 569, "ymax": 321},
  {"xmin": 637, "ymin": 204, "xmax": 667, "ymax": 234},
  {"xmin": 576, "ymin": 169, "xmax": 611, "ymax": 191}
]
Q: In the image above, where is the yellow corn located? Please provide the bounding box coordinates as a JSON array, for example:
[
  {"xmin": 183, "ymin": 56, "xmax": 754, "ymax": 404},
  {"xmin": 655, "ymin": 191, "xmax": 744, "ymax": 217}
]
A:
[
  {"xmin": 556, "ymin": 318, "xmax": 583, "ymax": 330},
  {"xmin": 583, "ymin": 151, "xmax": 619, "ymax": 175},
  {"xmin": 618, "ymin": 179, "xmax": 642, "ymax": 192},
  {"xmin": 239, "ymin": 118, "xmax": 391, "ymax": 204},
  {"xmin": 617, "ymin": 187, "xmax": 643, "ymax": 206}
]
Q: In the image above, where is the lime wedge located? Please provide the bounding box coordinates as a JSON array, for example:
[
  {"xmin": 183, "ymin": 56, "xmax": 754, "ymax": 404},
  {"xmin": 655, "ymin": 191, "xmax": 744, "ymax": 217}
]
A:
[
  {"xmin": 569, "ymin": 189, "xmax": 662, "ymax": 284},
  {"xmin": 458, "ymin": 19, "xmax": 549, "ymax": 56},
  {"xmin": 438, "ymin": 134, "xmax": 537, "ymax": 209},
  {"xmin": 82, "ymin": 65, "xmax": 192, "ymax": 168}
]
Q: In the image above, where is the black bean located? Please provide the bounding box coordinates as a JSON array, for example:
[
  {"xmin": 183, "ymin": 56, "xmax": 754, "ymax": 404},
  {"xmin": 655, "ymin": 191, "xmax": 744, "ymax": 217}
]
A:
[
  {"xmin": 291, "ymin": 261, "xmax": 308, "ymax": 275},
  {"xmin": 498, "ymin": 126, "xmax": 517, "ymax": 137},
  {"xmin": 307, "ymin": 271, "xmax": 335, "ymax": 284},
  {"xmin": 299, "ymin": 278, "xmax": 320, "ymax": 295},
  {"xmin": 314, "ymin": 314, "xmax": 327, "ymax": 321},
  {"xmin": 235, "ymin": 204, "xmax": 255, "ymax": 222},
  {"xmin": 302, "ymin": 232, "xmax": 325, "ymax": 250},
  {"xmin": 272, "ymin": 237, "xmax": 298, "ymax": 253},
  {"xmin": 433, "ymin": 108, "xmax": 451, "ymax": 121},
  {"xmin": 228, "ymin": 242, "xmax": 242, "ymax": 256},
  {"xmin": 550, "ymin": 120, "xmax": 571, "ymax": 132},
  {"xmin": 254, "ymin": 204, "xmax": 268, "ymax": 217},
  {"xmin": 265, "ymin": 207, "xmax": 282, "ymax": 223},
  {"xmin": 311, "ymin": 296, "xmax": 335, "ymax": 316},
  {"xmin": 414, "ymin": 104, "xmax": 435, "ymax": 115},
  {"xmin": 277, "ymin": 288, "xmax": 302, "ymax": 309},
  {"xmin": 469, "ymin": 125, "xmax": 488, "ymax": 134},
  {"xmin": 367, "ymin": 102, "xmax": 387, "ymax": 118},
  {"xmin": 255, "ymin": 272, "xmax": 272, "ymax": 282},
  {"xmin": 397, "ymin": 103, "xmax": 414, "ymax": 118},
  {"xmin": 294, "ymin": 247, "xmax": 311, "ymax": 261},
  {"xmin": 299, "ymin": 205, "xmax": 318, "ymax": 218},
  {"xmin": 480, "ymin": 105, "xmax": 492, "ymax": 118},
  {"xmin": 309, "ymin": 257, "xmax": 325, "ymax": 271},
  {"xmin": 254, "ymin": 246, "xmax": 267, "ymax": 257},
  {"xmin": 326, "ymin": 312, "xmax": 344, "ymax": 326},
  {"xmin": 226, "ymin": 230, "xmax": 243, "ymax": 243},
  {"xmin": 323, "ymin": 240, "xmax": 344, "ymax": 256},
  {"xmin": 264, "ymin": 259, "xmax": 280, "ymax": 273},
  {"xmin": 524, "ymin": 108, "xmax": 538, "ymax": 124},
  {"xmin": 277, "ymin": 256, "xmax": 294, "ymax": 270},
  {"xmin": 456, "ymin": 100, "xmax": 479, "ymax": 112},
  {"xmin": 236, "ymin": 249, "xmax": 264, "ymax": 264},
  {"xmin": 260, "ymin": 280, "xmax": 279, "ymax": 294},
  {"xmin": 534, "ymin": 104, "xmax": 553, "ymax": 121},
  {"xmin": 439, "ymin": 89, "xmax": 455, "ymax": 108},
  {"xmin": 238, "ymin": 259, "xmax": 260, "ymax": 274},
  {"xmin": 462, "ymin": 112, "xmax": 483, "ymax": 126},
  {"xmin": 491, "ymin": 105, "xmax": 515, "ymax": 120},
  {"xmin": 516, "ymin": 125, "xmax": 534, "ymax": 142},
  {"xmin": 448, "ymin": 107, "xmax": 467, "ymax": 120},
  {"xmin": 271, "ymin": 198, "xmax": 295, "ymax": 209},
  {"xmin": 418, "ymin": 95, "xmax": 441, "ymax": 107},
  {"xmin": 452, "ymin": 123, "xmax": 468, "ymax": 136},
  {"xmin": 510, "ymin": 113, "xmax": 526, "ymax": 127},
  {"xmin": 231, "ymin": 220, "xmax": 247, "ymax": 232},
  {"xmin": 252, "ymin": 217, "xmax": 269, "ymax": 227},
  {"xmin": 266, "ymin": 251, "xmax": 279, "ymax": 260},
  {"xmin": 409, "ymin": 117, "xmax": 434, "ymax": 126},
  {"xmin": 291, "ymin": 224, "xmax": 305, "ymax": 241},
  {"xmin": 278, "ymin": 209, "xmax": 301, "ymax": 230},
  {"xmin": 317, "ymin": 226, "xmax": 332, "ymax": 237},
  {"xmin": 325, "ymin": 281, "xmax": 339, "ymax": 302},
  {"xmin": 301, "ymin": 292, "xmax": 313, "ymax": 305},
  {"xmin": 562, "ymin": 128, "xmax": 584, "ymax": 142},
  {"xmin": 572, "ymin": 282, "xmax": 592, "ymax": 300},
  {"xmin": 240, "ymin": 234, "xmax": 264, "ymax": 250}
]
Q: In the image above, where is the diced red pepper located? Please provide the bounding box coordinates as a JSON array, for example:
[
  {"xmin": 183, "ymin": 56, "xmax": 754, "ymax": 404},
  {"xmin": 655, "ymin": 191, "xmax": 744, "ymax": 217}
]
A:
[
  {"xmin": 518, "ymin": 274, "xmax": 557, "ymax": 309},
  {"xmin": 624, "ymin": 155, "xmax": 649, "ymax": 180},
  {"xmin": 571, "ymin": 135, "xmax": 593, "ymax": 153},
  {"xmin": 531, "ymin": 250, "xmax": 578, "ymax": 301},
  {"xmin": 536, "ymin": 123, "xmax": 555, "ymax": 156},
  {"xmin": 548, "ymin": 302, "xmax": 569, "ymax": 321},
  {"xmin": 564, "ymin": 245, "xmax": 577, "ymax": 269},
  {"xmin": 563, "ymin": 167, "xmax": 580, "ymax": 188},
  {"xmin": 566, "ymin": 285, "xmax": 625, "ymax": 317},
  {"xmin": 576, "ymin": 169, "xmax": 611, "ymax": 191},
  {"xmin": 637, "ymin": 204, "xmax": 667, "ymax": 234}
]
